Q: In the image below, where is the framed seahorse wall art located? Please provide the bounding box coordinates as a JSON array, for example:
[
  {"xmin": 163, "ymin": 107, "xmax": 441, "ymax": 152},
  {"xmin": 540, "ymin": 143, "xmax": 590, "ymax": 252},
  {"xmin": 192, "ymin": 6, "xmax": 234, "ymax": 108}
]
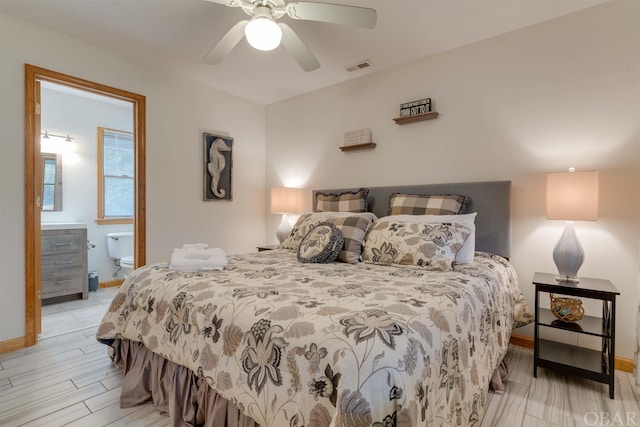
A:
[{"xmin": 203, "ymin": 132, "xmax": 233, "ymax": 201}]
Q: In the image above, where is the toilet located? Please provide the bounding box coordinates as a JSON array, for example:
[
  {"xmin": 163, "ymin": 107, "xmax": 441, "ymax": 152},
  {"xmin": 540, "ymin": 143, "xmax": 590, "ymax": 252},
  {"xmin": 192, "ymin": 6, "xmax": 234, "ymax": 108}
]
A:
[{"xmin": 106, "ymin": 232, "xmax": 134, "ymax": 278}]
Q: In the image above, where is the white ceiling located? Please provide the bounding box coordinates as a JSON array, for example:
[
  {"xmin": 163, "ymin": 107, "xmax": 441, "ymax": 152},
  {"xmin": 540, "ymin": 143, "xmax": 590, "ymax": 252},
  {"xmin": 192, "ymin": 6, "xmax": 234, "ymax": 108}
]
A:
[{"xmin": 1, "ymin": 0, "xmax": 608, "ymax": 105}]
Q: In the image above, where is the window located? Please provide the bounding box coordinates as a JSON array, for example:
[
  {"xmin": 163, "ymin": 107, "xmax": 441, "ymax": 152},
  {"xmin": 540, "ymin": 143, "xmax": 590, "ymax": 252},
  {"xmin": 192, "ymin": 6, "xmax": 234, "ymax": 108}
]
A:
[
  {"xmin": 41, "ymin": 152, "xmax": 62, "ymax": 211},
  {"xmin": 97, "ymin": 127, "xmax": 134, "ymax": 224}
]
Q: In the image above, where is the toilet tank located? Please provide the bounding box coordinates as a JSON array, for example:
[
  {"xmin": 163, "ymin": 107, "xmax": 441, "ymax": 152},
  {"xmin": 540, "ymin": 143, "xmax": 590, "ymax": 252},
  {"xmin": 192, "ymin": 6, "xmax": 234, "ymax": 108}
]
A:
[{"xmin": 106, "ymin": 232, "xmax": 134, "ymax": 260}]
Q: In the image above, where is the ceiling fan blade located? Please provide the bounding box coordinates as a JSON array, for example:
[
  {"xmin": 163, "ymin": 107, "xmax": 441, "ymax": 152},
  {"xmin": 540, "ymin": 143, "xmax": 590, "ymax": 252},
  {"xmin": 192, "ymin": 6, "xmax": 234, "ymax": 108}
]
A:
[
  {"xmin": 285, "ymin": 2, "xmax": 377, "ymax": 29},
  {"xmin": 203, "ymin": 20, "xmax": 248, "ymax": 64},
  {"xmin": 279, "ymin": 23, "xmax": 320, "ymax": 72},
  {"xmin": 202, "ymin": 0, "xmax": 243, "ymax": 7}
]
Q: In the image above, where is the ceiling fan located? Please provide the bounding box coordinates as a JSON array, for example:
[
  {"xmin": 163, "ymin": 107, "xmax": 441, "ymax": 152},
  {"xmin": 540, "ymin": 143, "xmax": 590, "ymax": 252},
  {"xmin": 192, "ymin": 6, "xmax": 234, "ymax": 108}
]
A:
[{"xmin": 202, "ymin": 0, "xmax": 377, "ymax": 72}]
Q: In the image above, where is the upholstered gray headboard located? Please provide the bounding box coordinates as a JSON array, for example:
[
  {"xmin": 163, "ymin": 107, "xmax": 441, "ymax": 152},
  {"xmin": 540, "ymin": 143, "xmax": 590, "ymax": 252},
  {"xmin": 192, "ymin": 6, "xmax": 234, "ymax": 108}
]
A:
[{"xmin": 313, "ymin": 181, "xmax": 511, "ymax": 258}]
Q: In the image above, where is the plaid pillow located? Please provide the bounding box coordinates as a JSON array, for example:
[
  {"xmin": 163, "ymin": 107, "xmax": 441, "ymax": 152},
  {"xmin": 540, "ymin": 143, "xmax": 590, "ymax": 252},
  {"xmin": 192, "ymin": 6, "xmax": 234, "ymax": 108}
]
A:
[
  {"xmin": 281, "ymin": 212, "xmax": 377, "ymax": 263},
  {"xmin": 315, "ymin": 188, "xmax": 369, "ymax": 213},
  {"xmin": 388, "ymin": 193, "xmax": 470, "ymax": 215},
  {"xmin": 328, "ymin": 214, "xmax": 377, "ymax": 263}
]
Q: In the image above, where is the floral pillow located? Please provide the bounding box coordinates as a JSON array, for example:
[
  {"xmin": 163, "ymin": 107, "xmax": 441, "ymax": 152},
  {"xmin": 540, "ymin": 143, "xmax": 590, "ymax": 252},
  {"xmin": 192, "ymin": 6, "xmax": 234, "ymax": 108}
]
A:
[
  {"xmin": 379, "ymin": 213, "xmax": 477, "ymax": 263},
  {"xmin": 281, "ymin": 213, "xmax": 343, "ymax": 250},
  {"xmin": 297, "ymin": 222, "xmax": 344, "ymax": 263},
  {"xmin": 362, "ymin": 220, "xmax": 471, "ymax": 271}
]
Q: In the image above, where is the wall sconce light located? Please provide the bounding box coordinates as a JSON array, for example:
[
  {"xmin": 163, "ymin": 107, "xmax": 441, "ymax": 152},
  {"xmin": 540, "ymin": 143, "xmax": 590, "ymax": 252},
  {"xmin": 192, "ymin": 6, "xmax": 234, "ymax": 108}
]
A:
[
  {"xmin": 41, "ymin": 131, "xmax": 75, "ymax": 141},
  {"xmin": 271, "ymin": 186, "xmax": 303, "ymax": 243},
  {"xmin": 546, "ymin": 168, "xmax": 599, "ymax": 282}
]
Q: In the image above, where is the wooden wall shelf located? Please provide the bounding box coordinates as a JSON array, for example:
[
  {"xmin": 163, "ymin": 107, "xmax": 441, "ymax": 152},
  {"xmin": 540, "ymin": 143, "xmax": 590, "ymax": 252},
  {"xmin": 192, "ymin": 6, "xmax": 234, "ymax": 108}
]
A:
[
  {"xmin": 339, "ymin": 142, "xmax": 376, "ymax": 152},
  {"xmin": 393, "ymin": 111, "xmax": 439, "ymax": 125}
]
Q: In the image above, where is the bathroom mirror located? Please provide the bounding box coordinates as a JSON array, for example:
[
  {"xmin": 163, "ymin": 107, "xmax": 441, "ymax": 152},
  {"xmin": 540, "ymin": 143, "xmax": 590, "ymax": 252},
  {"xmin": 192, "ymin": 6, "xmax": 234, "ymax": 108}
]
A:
[{"xmin": 41, "ymin": 152, "xmax": 62, "ymax": 211}]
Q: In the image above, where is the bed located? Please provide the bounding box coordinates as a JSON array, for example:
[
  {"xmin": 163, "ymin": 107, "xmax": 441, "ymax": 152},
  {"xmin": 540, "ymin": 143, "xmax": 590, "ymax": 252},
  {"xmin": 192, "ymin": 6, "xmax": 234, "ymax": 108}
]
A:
[{"xmin": 97, "ymin": 181, "xmax": 532, "ymax": 427}]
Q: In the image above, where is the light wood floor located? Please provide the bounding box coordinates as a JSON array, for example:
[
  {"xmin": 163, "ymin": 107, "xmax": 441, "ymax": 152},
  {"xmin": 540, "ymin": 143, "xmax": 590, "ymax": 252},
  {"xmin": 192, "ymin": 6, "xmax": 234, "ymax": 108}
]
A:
[
  {"xmin": 40, "ymin": 287, "xmax": 120, "ymax": 338},
  {"xmin": 1, "ymin": 308, "xmax": 638, "ymax": 425}
]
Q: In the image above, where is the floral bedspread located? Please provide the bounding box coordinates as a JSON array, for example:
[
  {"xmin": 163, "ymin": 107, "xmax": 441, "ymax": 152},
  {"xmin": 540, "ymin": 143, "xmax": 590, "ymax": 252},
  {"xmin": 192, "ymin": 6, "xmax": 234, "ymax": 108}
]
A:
[{"xmin": 97, "ymin": 249, "xmax": 531, "ymax": 426}]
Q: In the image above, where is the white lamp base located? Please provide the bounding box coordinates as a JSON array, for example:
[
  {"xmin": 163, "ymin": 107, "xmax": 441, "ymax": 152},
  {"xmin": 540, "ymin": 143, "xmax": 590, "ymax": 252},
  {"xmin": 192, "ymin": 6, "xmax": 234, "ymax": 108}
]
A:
[
  {"xmin": 553, "ymin": 221, "xmax": 584, "ymax": 283},
  {"xmin": 275, "ymin": 214, "xmax": 291, "ymax": 243}
]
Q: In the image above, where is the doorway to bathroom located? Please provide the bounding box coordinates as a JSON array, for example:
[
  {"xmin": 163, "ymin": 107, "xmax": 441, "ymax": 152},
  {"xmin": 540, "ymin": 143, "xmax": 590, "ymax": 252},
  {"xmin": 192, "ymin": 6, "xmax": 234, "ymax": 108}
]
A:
[
  {"xmin": 39, "ymin": 83, "xmax": 133, "ymax": 338},
  {"xmin": 24, "ymin": 65, "xmax": 146, "ymax": 346}
]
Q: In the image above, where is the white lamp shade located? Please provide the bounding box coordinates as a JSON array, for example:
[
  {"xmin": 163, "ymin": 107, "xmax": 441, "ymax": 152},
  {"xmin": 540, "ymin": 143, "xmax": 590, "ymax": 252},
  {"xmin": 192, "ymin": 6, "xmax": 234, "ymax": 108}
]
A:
[
  {"xmin": 245, "ymin": 16, "xmax": 282, "ymax": 51},
  {"xmin": 546, "ymin": 171, "xmax": 599, "ymax": 221},
  {"xmin": 271, "ymin": 187, "xmax": 302, "ymax": 214}
]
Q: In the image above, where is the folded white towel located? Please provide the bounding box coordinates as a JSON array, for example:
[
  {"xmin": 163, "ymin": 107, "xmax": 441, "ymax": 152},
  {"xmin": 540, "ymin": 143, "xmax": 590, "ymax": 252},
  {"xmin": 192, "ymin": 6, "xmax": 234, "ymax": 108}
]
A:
[
  {"xmin": 185, "ymin": 250, "xmax": 214, "ymax": 260},
  {"xmin": 182, "ymin": 243, "xmax": 209, "ymax": 250},
  {"xmin": 170, "ymin": 248, "xmax": 227, "ymax": 272}
]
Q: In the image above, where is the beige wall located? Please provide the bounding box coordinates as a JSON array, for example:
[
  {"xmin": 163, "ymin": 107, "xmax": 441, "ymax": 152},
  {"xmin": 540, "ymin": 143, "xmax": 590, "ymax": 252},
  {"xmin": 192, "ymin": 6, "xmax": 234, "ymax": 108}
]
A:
[
  {"xmin": 0, "ymin": 14, "xmax": 267, "ymax": 342},
  {"xmin": 266, "ymin": 1, "xmax": 640, "ymax": 358},
  {"xmin": 1, "ymin": 1, "xmax": 637, "ymax": 358}
]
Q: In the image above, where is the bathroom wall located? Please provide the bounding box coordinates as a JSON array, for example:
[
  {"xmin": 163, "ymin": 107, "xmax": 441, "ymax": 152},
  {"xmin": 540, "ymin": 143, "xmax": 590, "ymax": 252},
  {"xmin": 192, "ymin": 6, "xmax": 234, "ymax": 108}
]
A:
[{"xmin": 40, "ymin": 85, "xmax": 134, "ymax": 282}]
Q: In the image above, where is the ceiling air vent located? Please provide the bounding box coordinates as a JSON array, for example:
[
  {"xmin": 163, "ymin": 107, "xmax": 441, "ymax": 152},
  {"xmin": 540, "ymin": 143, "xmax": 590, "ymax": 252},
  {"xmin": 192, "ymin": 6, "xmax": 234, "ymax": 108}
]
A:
[{"xmin": 344, "ymin": 60, "xmax": 374, "ymax": 73}]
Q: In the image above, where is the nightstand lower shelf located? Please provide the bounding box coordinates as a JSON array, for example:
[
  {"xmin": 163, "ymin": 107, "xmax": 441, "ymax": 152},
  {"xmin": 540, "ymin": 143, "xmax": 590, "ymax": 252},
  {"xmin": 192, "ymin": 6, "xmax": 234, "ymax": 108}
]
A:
[{"xmin": 537, "ymin": 339, "xmax": 609, "ymax": 382}]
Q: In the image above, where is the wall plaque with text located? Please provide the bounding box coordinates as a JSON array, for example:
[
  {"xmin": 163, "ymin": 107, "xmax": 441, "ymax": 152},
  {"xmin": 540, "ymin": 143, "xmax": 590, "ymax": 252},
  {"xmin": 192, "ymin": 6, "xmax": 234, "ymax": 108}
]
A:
[{"xmin": 400, "ymin": 98, "xmax": 432, "ymax": 117}]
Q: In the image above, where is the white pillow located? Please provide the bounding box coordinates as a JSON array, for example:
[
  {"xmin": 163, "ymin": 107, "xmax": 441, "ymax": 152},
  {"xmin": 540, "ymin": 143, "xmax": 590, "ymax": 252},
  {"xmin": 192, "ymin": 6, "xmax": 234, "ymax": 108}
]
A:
[{"xmin": 376, "ymin": 213, "xmax": 477, "ymax": 263}]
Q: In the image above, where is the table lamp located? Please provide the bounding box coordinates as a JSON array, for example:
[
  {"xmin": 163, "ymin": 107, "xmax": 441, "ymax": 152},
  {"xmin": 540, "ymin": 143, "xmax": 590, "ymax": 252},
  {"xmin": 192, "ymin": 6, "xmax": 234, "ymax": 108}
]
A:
[
  {"xmin": 271, "ymin": 187, "xmax": 303, "ymax": 243},
  {"xmin": 546, "ymin": 169, "xmax": 599, "ymax": 282}
]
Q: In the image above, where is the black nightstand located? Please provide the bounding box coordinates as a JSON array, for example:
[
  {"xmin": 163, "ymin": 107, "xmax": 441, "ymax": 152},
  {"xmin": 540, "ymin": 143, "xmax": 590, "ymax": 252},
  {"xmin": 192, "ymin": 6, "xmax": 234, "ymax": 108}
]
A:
[
  {"xmin": 532, "ymin": 272, "xmax": 619, "ymax": 399},
  {"xmin": 257, "ymin": 244, "xmax": 279, "ymax": 252}
]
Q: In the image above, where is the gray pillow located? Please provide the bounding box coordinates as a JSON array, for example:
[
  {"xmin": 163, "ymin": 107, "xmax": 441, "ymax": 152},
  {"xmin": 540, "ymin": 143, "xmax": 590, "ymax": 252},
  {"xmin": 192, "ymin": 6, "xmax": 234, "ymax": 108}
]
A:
[{"xmin": 297, "ymin": 222, "xmax": 344, "ymax": 263}]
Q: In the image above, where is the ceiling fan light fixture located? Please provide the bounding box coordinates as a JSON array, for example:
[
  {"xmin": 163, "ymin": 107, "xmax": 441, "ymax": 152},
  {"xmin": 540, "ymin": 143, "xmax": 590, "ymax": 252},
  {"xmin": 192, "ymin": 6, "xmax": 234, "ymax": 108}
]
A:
[{"xmin": 245, "ymin": 7, "xmax": 282, "ymax": 51}]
